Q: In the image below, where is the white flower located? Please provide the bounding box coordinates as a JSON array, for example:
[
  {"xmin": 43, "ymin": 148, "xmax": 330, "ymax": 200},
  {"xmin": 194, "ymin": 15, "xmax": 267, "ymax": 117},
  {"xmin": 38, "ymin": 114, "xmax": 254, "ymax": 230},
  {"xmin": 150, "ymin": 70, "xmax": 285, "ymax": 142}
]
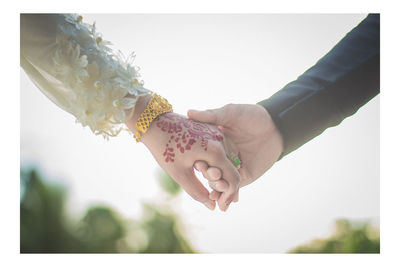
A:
[
  {"xmin": 90, "ymin": 22, "xmax": 113, "ymax": 53},
  {"xmin": 54, "ymin": 14, "xmax": 151, "ymax": 139},
  {"xmin": 113, "ymin": 96, "xmax": 136, "ymax": 110},
  {"xmin": 114, "ymin": 65, "xmax": 144, "ymax": 96},
  {"xmin": 83, "ymin": 61, "xmax": 106, "ymax": 92},
  {"xmin": 53, "ymin": 36, "xmax": 88, "ymax": 88},
  {"xmin": 115, "ymin": 50, "xmax": 136, "ymax": 68},
  {"xmin": 63, "ymin": 14, "xmax": 89, "ymax": 31},
  {"xmin": 109, "ymin": 89, "xmax": 138, "ymax": 123},
  {"xmin": 112, "ymin": 51, "xmax": 149, "ymax": 96}
]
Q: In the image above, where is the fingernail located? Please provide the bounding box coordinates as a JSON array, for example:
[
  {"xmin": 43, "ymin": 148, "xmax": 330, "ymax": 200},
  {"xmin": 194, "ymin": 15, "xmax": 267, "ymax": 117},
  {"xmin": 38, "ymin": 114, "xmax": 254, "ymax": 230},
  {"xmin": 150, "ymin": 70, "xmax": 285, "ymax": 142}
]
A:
[
  {"xmin": 224, "ymin": 203, "xmax": 230, "ymax": 212},
  {"xmin": 225, "ymin": 196, "xmax": 234, "ymax": 206},
  {"xmin": 205, "ymin": 201, "xmax": 215, "ymax": 211}
]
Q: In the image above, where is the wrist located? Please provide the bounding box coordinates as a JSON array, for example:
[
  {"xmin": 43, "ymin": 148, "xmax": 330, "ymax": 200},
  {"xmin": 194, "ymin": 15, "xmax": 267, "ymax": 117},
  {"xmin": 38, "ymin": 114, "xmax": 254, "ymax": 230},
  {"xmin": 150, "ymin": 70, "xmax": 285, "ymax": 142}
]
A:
[
  {"xmin": 265, "ymin": 109, "xmax": 284, "ymax": 160},
  {"xmin": 125, "ymin": 93, "xmax": 173, "ymax": 143},
  {"xmin": 140, "ymin": 112, "xmax": 170, "ymax": 148},
  {"xmin": 124, "ymin": 94, "xmax": 152, "ymax": 136}
]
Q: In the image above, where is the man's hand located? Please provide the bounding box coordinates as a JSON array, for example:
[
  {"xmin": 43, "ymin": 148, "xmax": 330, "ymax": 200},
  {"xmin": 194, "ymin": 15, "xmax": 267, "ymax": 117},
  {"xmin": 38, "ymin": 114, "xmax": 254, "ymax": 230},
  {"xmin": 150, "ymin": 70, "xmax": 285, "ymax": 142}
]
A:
[
  {"xmin": 128, "ymin": 112, "xmax": 240, "ymax": 211},
  {"xmin": 188, "ymin": 104, "xmax": 284, "ymax": 201}
]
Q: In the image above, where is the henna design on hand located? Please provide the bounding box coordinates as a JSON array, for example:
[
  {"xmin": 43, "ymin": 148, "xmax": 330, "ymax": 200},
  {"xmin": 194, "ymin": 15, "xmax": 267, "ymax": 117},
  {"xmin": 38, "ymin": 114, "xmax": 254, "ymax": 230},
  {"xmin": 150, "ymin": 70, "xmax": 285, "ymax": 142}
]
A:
[{"xmin": 156, "ymin": 113, "xmax": 224, "ymax": 163}]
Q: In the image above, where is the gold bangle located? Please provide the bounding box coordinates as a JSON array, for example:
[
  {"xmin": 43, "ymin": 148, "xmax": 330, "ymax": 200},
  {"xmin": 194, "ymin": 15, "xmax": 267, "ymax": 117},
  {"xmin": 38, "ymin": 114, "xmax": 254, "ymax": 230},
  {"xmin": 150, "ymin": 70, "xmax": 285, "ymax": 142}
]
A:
[{"xmin": 134, "ymin": 93, "xmax": 173, "ymax": 142}]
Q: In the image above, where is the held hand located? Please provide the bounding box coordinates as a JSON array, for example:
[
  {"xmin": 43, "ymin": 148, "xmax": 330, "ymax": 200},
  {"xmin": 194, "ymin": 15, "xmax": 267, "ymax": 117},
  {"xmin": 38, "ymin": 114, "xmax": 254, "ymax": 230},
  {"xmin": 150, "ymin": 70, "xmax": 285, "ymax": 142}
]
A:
[
  {"xmin": 188, "ymin": 104, "xmax": 284, "ymax": 200},
  {"xmin": 132, "ymin": 112, "xmax": 240, "ymax": 211}
]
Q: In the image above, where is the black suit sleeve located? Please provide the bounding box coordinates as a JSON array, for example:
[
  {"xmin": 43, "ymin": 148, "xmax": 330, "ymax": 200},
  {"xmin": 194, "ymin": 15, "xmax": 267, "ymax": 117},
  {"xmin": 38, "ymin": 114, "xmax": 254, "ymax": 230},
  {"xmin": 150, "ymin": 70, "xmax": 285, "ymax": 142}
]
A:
[{"xmin": 258, "ymin": 14, "xmax": 380, "ymax": 159}]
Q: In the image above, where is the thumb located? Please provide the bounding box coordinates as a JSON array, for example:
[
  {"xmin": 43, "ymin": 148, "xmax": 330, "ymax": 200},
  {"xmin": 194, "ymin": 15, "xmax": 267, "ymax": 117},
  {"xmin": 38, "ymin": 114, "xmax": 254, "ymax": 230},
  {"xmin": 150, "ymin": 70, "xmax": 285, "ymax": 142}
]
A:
[{"xmin": 187, "ymin": 107, "xmax": 227, "ymax": 126}]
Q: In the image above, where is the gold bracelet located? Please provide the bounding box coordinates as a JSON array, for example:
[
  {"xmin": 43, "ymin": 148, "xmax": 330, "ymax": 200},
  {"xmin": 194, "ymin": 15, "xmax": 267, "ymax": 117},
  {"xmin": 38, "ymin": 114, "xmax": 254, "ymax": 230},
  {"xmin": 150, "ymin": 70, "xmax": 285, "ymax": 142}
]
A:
[{"xmin": 134, "ymin": 93, "xmax": 173, "ymax": 142}]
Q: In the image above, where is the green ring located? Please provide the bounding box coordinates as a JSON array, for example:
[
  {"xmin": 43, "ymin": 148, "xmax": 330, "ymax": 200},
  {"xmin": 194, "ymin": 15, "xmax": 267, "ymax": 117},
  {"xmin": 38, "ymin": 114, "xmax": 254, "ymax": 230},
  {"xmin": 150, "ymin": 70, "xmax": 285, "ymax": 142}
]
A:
[{"xmin": 233, "ymin": 156, "xmax": 241, "ymax": 167}]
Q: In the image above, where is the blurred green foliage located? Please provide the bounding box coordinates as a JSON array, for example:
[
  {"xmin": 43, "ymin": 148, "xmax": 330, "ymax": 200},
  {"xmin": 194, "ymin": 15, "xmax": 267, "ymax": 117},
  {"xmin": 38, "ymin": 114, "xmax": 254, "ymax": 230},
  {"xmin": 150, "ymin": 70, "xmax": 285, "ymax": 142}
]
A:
[
  {"xmin": 20, "ymin": 167, "xmax": 193, "ymax": 253},
  {"xmin": 21, "ymin": 166, "xmax": 380, "ymax": 253},
  {"xmin": 157, "ymin": 170, "xmax": 181, "ymax": 197},
  {"xmin": 288, "ymin": 219, "xmax": 380, "ymax": 253}
]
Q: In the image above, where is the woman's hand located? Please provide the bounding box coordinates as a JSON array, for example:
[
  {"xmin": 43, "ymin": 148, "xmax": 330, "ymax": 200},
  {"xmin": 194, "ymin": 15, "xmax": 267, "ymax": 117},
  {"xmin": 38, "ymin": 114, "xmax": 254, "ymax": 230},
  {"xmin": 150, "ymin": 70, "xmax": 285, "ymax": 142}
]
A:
[{"xmin": 127, "ymin": 111, "xmax": 240, "ymax": 211}]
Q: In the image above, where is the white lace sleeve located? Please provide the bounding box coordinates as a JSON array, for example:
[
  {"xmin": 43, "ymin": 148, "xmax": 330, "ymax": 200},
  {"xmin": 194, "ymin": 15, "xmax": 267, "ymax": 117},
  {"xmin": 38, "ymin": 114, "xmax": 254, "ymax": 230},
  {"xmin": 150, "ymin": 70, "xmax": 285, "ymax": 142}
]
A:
[{"xmin": 20, "ymin": 14, "xmax": 151, "ymax": 138}]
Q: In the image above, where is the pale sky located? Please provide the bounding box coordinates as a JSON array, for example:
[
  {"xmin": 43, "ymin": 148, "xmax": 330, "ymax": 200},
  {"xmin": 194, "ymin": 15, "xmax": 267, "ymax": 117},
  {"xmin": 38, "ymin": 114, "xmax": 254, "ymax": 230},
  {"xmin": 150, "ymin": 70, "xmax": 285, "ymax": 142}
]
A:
[{"xmin": 20, "ymin": 14, "xmax": 379, "ymax": 253}]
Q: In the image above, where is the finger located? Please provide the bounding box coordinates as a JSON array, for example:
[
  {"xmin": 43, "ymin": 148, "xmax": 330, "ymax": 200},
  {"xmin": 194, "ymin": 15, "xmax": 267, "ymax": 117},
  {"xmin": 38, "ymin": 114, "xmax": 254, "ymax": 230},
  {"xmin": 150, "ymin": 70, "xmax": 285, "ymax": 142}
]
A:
[
  {"xmin": 177, "ymin": 168, "xmax": 216, "ymax": 211},
  {"xmin": 209, "ymin": 190, "xmax": 221, "ymax": 201},
  {"xmin": 187, "ymin": 108, "xmax": 227, "ymax": 126},
  {"xmin": 210, "ymin": 156, "xmax": 240, "ymax": 212},
  {"xmin": 194, "ymin": 161, "xmax": 222, "ymax": 182},
  {"xmin": 206, "ymin": 166, "xmax": 222, "ymax": 181},
  {"xmin": 208, "ymin": 179, "xmax": 229, "ymax": 192},
  {"xmin": 194, "ymin": 160, "xmax": 208, "ymax": 173},
  {"xmin": 233, "ymin": 192, "xmax": 239, "ymax": 203},
  {"xmin": 218, "ymin": 125, "xmax": 236, "ymax": 137}
]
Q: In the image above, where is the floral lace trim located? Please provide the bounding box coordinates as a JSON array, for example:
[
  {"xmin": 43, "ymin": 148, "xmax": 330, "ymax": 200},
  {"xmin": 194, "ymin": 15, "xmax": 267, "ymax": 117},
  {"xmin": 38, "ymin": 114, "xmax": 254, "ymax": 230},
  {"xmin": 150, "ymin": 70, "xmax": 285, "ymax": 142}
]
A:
[{"xmin": 52, "ymin": 14, "xmax": 150, "ymax": 139}]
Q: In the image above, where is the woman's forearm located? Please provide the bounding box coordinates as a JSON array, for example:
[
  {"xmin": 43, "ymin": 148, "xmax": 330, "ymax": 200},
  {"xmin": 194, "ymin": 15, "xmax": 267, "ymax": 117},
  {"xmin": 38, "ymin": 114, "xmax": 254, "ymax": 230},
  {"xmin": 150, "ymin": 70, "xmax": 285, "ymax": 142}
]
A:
[{"xmin": 21, "ymin": 14, "xmax": 151, "ymax": 138}]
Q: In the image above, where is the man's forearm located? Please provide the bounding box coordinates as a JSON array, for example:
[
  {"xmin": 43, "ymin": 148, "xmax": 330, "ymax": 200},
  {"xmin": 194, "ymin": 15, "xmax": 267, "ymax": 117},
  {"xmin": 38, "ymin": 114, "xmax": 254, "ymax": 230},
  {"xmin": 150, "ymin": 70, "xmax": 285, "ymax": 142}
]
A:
[{"xmin": 258, "ymin": 14, "xmax": 380, "ymax": 158}]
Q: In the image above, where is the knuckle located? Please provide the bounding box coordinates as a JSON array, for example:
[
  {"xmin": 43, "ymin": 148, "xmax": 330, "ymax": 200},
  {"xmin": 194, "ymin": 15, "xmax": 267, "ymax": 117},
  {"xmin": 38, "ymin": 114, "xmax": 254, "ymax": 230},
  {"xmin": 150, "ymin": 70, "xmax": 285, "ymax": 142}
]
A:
[
  {"xmin": 208, "ymin": 168, "xmax": 222, "ymax": 180},
  {"xmin": 224, "ymin": 103, "xmax": 235, "ymax": 110},
  {"xmin": 194, "ymin": 161, "xmax": 207, "ymax": 172}
]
